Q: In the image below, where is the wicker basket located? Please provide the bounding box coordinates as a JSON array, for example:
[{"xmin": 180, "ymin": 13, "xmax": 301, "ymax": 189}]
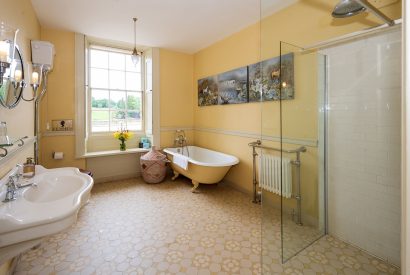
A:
[{"xmin": 140, "ymin": 146, "xmax": 168, "ymax": 183}]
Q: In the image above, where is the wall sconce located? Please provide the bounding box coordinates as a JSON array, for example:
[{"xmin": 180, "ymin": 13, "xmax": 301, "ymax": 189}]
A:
[
  {"xmin": 21, "ymin": 63, "xmax": 51, "ymax": 102},
  {"xmin": 27, "ymin": 63, "xmax": 43, "ymax": 100},
  {"xmin": 22, "ymin": 41, "xmax": 54, "ymax": 102},
  {"xmin": 0, "ymin": 22, "xmax": 27, "ymax": 109},
  {"xmin": 0, "ymin": 22, "xmax": 19, "ymax": 87}
]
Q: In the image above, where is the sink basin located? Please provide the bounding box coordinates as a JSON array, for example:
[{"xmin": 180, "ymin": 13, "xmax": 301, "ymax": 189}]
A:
[
  {"xmin": 24, "ymin": 175, "xmax": 85, "ymax": 203},
  {"xmin": 0, "ymin": 165, "xmax": 93, "ymax": 264}
]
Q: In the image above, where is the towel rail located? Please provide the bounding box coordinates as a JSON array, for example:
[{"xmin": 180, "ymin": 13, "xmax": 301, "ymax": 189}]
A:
[{"xmin": 249, "ymin": 139, "xmax": 306, "ymax": 225}]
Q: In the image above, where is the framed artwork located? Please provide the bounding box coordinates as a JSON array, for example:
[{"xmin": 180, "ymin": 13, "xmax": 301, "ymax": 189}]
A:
[
  {"xmin": 217, "ymin": 67, "xmax": 248, "ymax": 105},
  {"xmin": 198, "ymin": 76, "xmax": 218, "ymax": 106},
  {"xmin": 52, "ymin": 119, "xmax": 73, "ymax": 131},
  {"xmin": 261, "ymin": 53, "xmax": 294, "ymax": 101},
  {"xmin": 248, "ymin": 62, "xmax": 262, "ymax": 102},
  {"xmin": 197, "ymin": 53, "xmax": 294, "ymax": 106}
]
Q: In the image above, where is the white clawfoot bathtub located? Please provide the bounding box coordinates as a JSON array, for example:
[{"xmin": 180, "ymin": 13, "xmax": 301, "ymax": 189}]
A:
[{"xmin": 163, "ymin": 146, "xmax": 239, "ymax": 192}]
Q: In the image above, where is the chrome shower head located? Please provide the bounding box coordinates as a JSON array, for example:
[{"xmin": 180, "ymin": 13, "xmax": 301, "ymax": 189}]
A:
[
  {"xmin": 332, "ymin": 0, "xmax": 395, "ymax": 26},
  {"xmin": 332, "ymin": 0, "xmax": 366, "ymax": 18}
]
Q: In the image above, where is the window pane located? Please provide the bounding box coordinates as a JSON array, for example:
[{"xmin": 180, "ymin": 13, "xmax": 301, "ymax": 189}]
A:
[
  {"xmin": 146, "ymin": 59, "xmax": 152, "ymax": 74},
  {"xmin": 126, "ymin": 72, "xmax": 141, "ymax": 91},
  {"xmin": 127, "ymin": 112, "xmax": 142, "ymax": 131},
  {"xmin": 109, "ymin": 52, "xmax": 125, "ymax": 70},
  {"xmin": 90, "ymin": 68, "xmax": 108, "ymax": 88},
  {"xmin": 110, "ymin": 111, "xmax": 126, "ymax": 131},
  {"xmin": 109, "ymin": 70, "xmax": 125, "ymax": 90},
  {"xmin": 110, "ymin": 90, "xmax": 126, "ymax": 109},
  {"xmin": 127, "ymin": 92, "xmax": 141, "ymax": 111},
  {"xmin": 146, "ymin": 74, "xmax": 152, "ymax": 91},
  {"xmin": 91, "ymin": 111, "xmax": 109, "ymax": 132},
  {"xmin": 126, "ymin": 56, "xmax": 141, "ymax": 73},
  {"xmin": 89, "ymin": 46, "xmax": 144, "ymax": 134},
  {"xmin": 91, "ymin": 90, "xmax": 109, "ymax": 109},
  {"xmin": 90, "ymin": 49, "xmax": 108, "ymax": 68}
]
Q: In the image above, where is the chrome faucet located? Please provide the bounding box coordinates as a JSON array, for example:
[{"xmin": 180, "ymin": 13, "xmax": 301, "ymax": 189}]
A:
[
  {"xmin": 174, "ymin": 130, "xmax": 189, "ymax": 157},
  {"xmin": 3, "ymin": 176, "xmax": 17, "ymax": 202},
  {"xmin": 2, "ymin": 165, "xmax": 37, "ymax": 203}
]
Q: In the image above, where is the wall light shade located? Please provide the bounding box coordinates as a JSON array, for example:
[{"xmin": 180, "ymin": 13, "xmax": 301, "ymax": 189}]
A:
[{"xmin": 0, "ymin": 22, "xmax": 18, "ymax": 87}]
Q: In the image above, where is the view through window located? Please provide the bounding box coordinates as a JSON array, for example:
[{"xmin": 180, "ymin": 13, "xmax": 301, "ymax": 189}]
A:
[{"xmin": 88, "ymin": 45, "xmax": 143, "ymax": 133}]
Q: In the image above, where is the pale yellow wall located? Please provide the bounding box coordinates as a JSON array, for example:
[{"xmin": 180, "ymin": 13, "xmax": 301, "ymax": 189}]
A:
[
  {"xmin": 0, "ymin": 3, "xmax": 40, "ymax": 172},
  {"xmin": 193, "ymin": 0, "xmax": 402, "ymax": 211},
  {"xmin": 159, "ymin": 49, "xmax": 194, "ymax": 148},
  {"xmin": 37, "ymin": 35, "xmax": 195, "ymax": 166},
  {"xmin": 0, "ymin": 0, "xmax": 40, "ymax": 175},
  {"xmin": 39, "ymin": 28, "xmax": 85, "ymax": 169},
  {"xmin": 193, "ymin": 22, "xmax": 261, "ymax": 196},
  {"xmin": 260, "ymin": 0, "xmax": 402, "ymax": 60},
  {"xmin": 0, "ymin": 0, "xmax": 41, "ymax": 272}
]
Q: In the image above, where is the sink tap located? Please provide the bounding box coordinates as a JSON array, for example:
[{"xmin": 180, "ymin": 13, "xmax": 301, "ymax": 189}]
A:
[
  {"xmin": 16, "ymin": 182, "xmax": 37, "ymax": 189},
  {"xmin": 2, "ymin": 167, "xmax": 37, "ymax": 203},
  {"xmin": 3, "ymin": 176, "xmax": 17, "ymax": 202}
]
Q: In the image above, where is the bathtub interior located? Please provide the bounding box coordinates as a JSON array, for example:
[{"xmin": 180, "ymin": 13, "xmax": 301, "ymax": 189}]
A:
[{"xmin": 164, "ymin": 146, "xmax": 239, "ymax": 167}]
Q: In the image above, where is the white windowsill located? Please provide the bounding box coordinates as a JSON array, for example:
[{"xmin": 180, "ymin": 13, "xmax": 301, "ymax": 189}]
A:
[
  {"xmin": 82, "ymin": 148, "xmax": 149, "ymax": 158},
  {"xmin": 42, "ymin": 131, "xmax": 75, "ymax": 137}
]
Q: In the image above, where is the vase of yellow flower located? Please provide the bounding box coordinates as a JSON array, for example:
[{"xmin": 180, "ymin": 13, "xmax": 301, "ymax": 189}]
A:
[
  {"xmin": 113, "ymin": 128, "xmax": 132, "ymax": 151},
  {"xmin": 120, "ymin": 140, "xmax": 126, "ymax": 151}
]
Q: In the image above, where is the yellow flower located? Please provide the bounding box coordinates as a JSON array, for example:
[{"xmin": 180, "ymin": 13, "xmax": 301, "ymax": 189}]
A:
[{"xmin": 113, "ymin": 130, "xmax": 133, "ymax": 141}]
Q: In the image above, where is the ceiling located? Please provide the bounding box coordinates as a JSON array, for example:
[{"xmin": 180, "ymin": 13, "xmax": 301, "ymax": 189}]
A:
[{"xmin": 30, "ymin": 0, "xmax": 296, "ymax": 54}]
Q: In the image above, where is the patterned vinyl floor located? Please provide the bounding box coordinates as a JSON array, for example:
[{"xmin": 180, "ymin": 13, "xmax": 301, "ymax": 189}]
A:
[{"xmin": 14, "ymin": 177, "xmax": 400, "ymax": 274}]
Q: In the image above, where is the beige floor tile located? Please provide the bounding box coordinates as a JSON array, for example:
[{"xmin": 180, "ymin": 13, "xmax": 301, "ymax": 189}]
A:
[{"xmin": 16, "ymin": 176, "xmax": 399, "ymax": 274}]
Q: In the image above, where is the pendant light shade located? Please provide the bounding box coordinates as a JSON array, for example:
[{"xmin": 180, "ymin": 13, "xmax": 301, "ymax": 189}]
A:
[
  {"xmin": 131, "ymin": 47, "xmax": 140, "ymax": 66},
  {"xmin": 131, "ymin": 17, "xmax": 140, "ymax": 66}
]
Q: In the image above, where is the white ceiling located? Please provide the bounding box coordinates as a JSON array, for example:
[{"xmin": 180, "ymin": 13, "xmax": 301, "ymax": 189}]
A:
[{"xmin": 30, "ymin": 0, "xmax": 296, "ymax": 54}]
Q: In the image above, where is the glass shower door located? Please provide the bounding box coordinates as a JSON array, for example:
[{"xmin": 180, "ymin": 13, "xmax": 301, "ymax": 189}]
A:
[
  {"xmin": 260, "ymin": 40, "xmax": 327, "ymax": 271},
  {"xmin": 279, "ymin": 42, "xmax": 326, "ymax": 262}
]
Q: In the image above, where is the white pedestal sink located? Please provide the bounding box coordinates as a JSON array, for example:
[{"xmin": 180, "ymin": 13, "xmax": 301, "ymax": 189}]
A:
[{"xmin": 0, "ymin": 165, "xmax": 93, "ymax": 264}]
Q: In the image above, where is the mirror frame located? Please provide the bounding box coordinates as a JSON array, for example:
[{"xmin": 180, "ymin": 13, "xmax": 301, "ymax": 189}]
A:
[{"xmin": 0, "ymin": 45, "xmax": 25, "ymax": 109}]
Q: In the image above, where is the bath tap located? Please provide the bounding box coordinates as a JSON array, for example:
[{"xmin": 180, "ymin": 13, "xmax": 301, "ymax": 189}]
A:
[
  {"xmin": 175, "ymin": 134, "xmax": 186, "ymax": 145},
  {"xmin": 174, "ymin": 130, "xmax": 189, "ymax": 157}
]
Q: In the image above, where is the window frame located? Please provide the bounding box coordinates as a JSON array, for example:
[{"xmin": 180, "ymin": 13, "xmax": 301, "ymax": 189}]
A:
[{"xmin": 86, "ymin": 43, "xmax": 145, "ymax": 136}]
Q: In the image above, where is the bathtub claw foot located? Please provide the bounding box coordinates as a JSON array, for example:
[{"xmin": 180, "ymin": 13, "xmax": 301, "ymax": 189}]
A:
[
  {"xmin": 171, "ymin": 170, "xmax": 179, "ymax": 181},
  {"xmin": 191, "ymin": 180, "xmax": 199, "ymax": 193}
]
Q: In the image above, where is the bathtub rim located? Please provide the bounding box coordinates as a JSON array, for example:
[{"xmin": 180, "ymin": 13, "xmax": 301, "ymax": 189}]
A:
[{"xmin": 163, "ymin": 146, "xmax": 239, "ymax": 167}]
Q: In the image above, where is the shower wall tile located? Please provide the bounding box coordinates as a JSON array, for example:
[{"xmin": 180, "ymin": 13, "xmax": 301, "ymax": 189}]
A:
[{"xmin": 323, "ymin": 29, "xmax": 401, "ymax": 267}]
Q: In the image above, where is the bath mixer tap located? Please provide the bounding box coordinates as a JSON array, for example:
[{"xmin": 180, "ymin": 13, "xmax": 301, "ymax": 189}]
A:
[{"xmin": 174, "ymin": 130, "xmax": 189, "ymax": 157}]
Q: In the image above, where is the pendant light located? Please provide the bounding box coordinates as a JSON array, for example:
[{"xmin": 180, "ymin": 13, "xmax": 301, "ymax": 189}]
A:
[{"xmin": 131, "ymin": 17, "xmax": 141, "ymax": 66}]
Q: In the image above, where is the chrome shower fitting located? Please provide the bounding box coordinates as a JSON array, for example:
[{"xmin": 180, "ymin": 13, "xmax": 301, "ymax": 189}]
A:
[{"xmin": 332, "ymin": 0, "xmax": 394, "ymax": 26}]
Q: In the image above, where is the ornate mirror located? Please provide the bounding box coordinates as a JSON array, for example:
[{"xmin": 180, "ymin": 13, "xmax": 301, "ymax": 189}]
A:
[{"xmin": 0, "ymin": 46, "xmax": 24, "ymax": 109}]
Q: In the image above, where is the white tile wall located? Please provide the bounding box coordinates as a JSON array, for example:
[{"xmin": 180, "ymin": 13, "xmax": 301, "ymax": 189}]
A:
[{"xmin": 323, "ymin": 29, "xmax": 401, "ymax": 267}]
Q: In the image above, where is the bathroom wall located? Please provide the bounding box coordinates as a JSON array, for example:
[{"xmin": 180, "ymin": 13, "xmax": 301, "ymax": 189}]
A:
[
  {"xmin": 33, "ymin": 0, "xmax": 401, "ymax": 177},
  {"xmin": 193, "ymin": 23, "xmax": 260, "ymax": 195},
  {"xmin": 38, "ymin": 28, "xmax": 86, "ymax": 169},
  {"xmin": 325, "ymin": 29, "xmax": 402, "ymax": 266},
  {"xmin": 159, "ymin": 49, "xmax": 194, "ymax": 148},
  {"xmin": 35, "ymin": 29, "xmax": 194, "ymax": 176},
  {"xmin": 0, "ymin": 0, "xmax": 40, "ymax": 178},
  {"xmin": 192, "ymin": 0, "xmax": 402, "ymax": 196},
  {"xmin": 0, "ymin": 1, "xmax": 41, "ymax": 273}
]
